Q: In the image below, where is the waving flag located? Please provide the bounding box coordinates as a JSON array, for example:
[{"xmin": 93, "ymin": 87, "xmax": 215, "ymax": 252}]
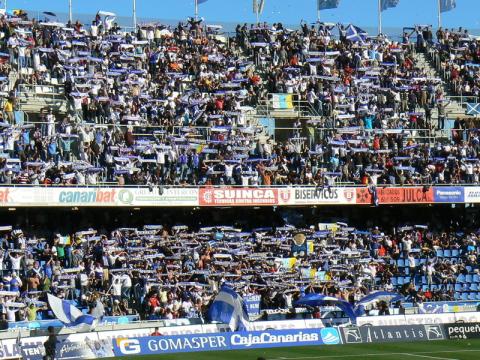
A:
[
  {"xmin": 258, "ymin": 0, "xmax": 266, "ymax": 14},
  {"xmin": 295, "ymin": 293, "xmax": 357, "ymax": 323},
  {"xmin": 354, "ymin": 291, "xmax": 404, "ymax": 312},
  {"xmin": 208, "ymin": 285, "xmax": 250, "ymax": 331},
  {"xmin": 47, "ymin": 294, "xmax": 98, "ymax": 331},
  {"xmin": 346, "ymin": 24, "xmax": 368, "ymax": 44},
  {"xmin": 440, "ymin": 0, "xmax": 456, "ymax": 12},
  {"xmin": 197, "ymin": 0, "xmax": 208, "ymax": 3},
  {"xmin": 381, "ymin": 0, "xmax": 400, "ymax": 11},
  {"xmin": 318, "ymin": 0, "xmax": 341, "ymax": 10}
]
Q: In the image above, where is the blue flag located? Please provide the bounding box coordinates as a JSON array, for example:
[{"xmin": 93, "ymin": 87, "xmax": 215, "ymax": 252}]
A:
[
  {"xmin": 346, "ymin": 24, "xmax": 368, "ymax": 44},
  {"xmin": 47, "ymin": 294, "xmax": 98, "ymax": 331},
  {"xmin": 318, "ymin": 0, "xmax": 340, "ymax": 10},
  {"xmin": 197, "ymin": 0, "xmax": 208, "ymax": 4},
  {"xmin": 381, "ymin": 0, "xmax": 400, "ymax": 11},
  {"xmin": 440, "ymin": 0, "xmax": 456, "ymax": 12},
  {"xmin": 208, "ymin": 285, "xmax": 250, "ymax": 331}
]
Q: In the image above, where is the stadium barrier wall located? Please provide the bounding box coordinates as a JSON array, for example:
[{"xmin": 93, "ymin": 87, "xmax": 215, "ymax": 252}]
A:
[
  {"xmin": 4, "ymin": 314, "xmax": 480, "ymax": 359},
  {"xmin": 0, "ymin": 185, "xmax": 477, "ymax": 207}
]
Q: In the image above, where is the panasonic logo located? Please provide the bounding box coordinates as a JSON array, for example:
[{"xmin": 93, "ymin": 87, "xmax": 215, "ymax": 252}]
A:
[{"xmin": 436, "ymin": 191, "xmax": 461, "ymax": 196}]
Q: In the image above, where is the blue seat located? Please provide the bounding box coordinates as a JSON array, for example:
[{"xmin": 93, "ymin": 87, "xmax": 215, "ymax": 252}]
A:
[
  {"xmin": 452, "ymin": 249, "xmax": 459, "ymax": 257},
  {"xmin": 476, "ymin": 294, "xmax": 480, "ymax": 300},
  {"xmin": 404, "ymin": 276, "xmax": 411, "ymax": 284},
  {"xmin": 469, "ymin": 293, "xmax": 477, "ymax": 300},
  {"xmin": 422, "ymin": 285, "xmax": 429, "ymax": 291},
  {"xmin": 457, "ymin": 274, "xmax": 466, "ymax": 283},
  {"xmin": 454, "ymin": 292, "xmax": 461, "ymax": 300},
  {"xmin": 462, "ymin": 293, "xmax": 469, "ymax": 300},
  {"xmin": 436, "ymin": 249, "xmax": 444, "ymax": 257},
  {"xmin": 470, "ymin": 283, "xmax": 478, "ymax": 291},
  {"xmin": 443, "ymin": 249, "xmax": 452, "ymax": 257},
  {"xmin": 404, "ymin": 267, "xmax": 410, "ymax": 275},
  {"xmin": 455, "ymin": 283, "xmax": 462, "ymax": 291},
  {"xmin": 405, "ymin": 259, "xmax": 410, "ymax": 267},
  {"xmin": 473, "ymin": 274, "xmax": 480, "ymax": 283},
  {"xmin": 466, "ymin": 274, "xmax": 473, "ymax": 283},
  {"xmin": 397, "ymin": 259, "xmax": 404, "ymax": 267},
  {"xmin": 391, "ymin": 277, "xmax": 398, "ymax": 286},
  {"xmin": 397, "ymin": 277, "xmax": 404, "ymax": 285}
]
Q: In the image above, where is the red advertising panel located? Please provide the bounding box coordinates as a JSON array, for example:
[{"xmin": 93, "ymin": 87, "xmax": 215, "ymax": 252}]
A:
[
  {"xmin": 356, "ymin": 187, "xmax": 434, "ymax": 205},
  {"xmin": 199, "ymin": 188, "xmax": 285, "ymax": 206}
]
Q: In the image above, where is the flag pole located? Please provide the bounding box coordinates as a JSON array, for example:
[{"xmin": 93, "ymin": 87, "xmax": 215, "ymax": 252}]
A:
[
  {"xmin": 132, "ymin": 0, "xmax": 137, "ymax": 31},
  {"xmin": 437, "ymin": 0, "xmax": 442, "ymax": 28},
  {"xmin": 68, "ymin": 0, "xmax": 72, "ymax": 23},
  {"xmin": 256, "ymin": 0, "xmax": 260, "ymax": 23},
  {"xmin": 195, "ymin": 0, "xmax": 198, "ymax": 21},
  {"xmin": 317, "ymin": 0, "xmax": 320, "ymax": 23},
  {"xmin": 378, "ymin": 0, "xmax": 382, "ymax": 35}
]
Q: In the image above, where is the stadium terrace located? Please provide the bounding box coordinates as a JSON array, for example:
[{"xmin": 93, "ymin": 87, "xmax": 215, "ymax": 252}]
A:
[{"xmin": 0, "ymin": 0, "xmax": 478, "ymax": 359}]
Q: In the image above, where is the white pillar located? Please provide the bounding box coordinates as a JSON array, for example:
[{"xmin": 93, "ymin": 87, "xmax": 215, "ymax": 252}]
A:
[
  {"xmin": 378, "ymin": 0, "xmax": 382, "ymax": 35},
  {"xmin": 68, "ymin": 0, "xmax": 72, "ymax": 23},
  {"xmin": 437, "ymin": 0, "xmax": 442, "ymax": 28},
  {"xmin": 133, "ymin": 0, "xmax": 137, "ymax": 30},
  {"xmin": 317, "ymin": 0, "xmax": 320, "ymax": 22},
  {"xmin": 195, "ymin": 0, "xmax": 198, "ymax": 20}
]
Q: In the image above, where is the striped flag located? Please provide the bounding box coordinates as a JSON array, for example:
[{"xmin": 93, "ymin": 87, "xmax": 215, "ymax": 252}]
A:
[
  {"xmin": 208, "ymin": 285, "xmax": 250, "ymax": 331},
  {"xmin": 381, "ymin": 0, "xmax": 400, "ymax": 11},
  {"xmin": 318, "ymin": 0, "xmax": 340, "ymax": 10},
  {"xmin": 440, "ymin": 0, "xmax": 456, "ymax": 12},
  {"xmin": 258, "ymin": 0, "xmax": 266, "ymax": 14},
  {"xmin": 47, "ymin": 294, "xmax": 98, "ymax": 331}
]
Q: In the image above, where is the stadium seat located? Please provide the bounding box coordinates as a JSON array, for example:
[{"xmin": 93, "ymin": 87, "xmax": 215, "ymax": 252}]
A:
[
  {"xmin": 443, "ymin": 249, "xmax": 451, "ymax": 257},
  {"xmin": 466, "ymin": 274, "xmax": 473, "ymax": 283},
  {"xmin": 452, "ymin": 249, "xmax": 459, "ymax": 257}
]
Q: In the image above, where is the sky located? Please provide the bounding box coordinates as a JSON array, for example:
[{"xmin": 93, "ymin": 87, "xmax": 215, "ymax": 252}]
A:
[{"xmin": 5, "ymin": 0, "xmax": 480, "ymax": 29}]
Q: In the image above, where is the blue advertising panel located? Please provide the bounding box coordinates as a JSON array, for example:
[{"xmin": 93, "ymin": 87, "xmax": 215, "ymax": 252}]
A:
[
  {"xmin": 112, "ymin": 328, "xmax": 341, "ymax": 356},
  {"xmin": 433, "ymin": 187, "xmax": 464, "ymax": 203}
]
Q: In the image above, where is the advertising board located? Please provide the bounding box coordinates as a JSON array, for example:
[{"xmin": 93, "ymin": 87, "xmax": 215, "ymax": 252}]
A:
[
  {"xmin": 445, "ymin": 323, "xmax": 480, "ymax": 340},
  {"xmin": 340, "ymin": 324, "xmax": 445, "ymax": 344},
  {"xmin": 356, "ymin": 187, "xmax": 434, "ymax": 205},
  {"xmin": 112, "ymin": 328, "xmax": 341, "ymax": 356}
]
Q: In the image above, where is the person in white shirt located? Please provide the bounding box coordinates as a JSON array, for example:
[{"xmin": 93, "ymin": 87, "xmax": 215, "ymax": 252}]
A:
[
  {"xmin": 408, "ymin": 253, "xmax": 416, "ymax": 281},
  {"xmin": 46, "ymin": 111, "xmax": 55, "ymax": 137},
  {"xmin": 426, "ymin": 262, "xmax": 435, "ymax": 286}
]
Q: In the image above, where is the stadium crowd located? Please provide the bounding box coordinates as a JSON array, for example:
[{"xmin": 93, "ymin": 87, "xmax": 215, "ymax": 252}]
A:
[
  {"xmin": 0, "ymin": 220, "xmax": 478, "ymax": 323},
  {"xmin": 429, "ymin": 26, "xmax": 480, "ymax": 99},
  {"xmin": 0, "ymin": 13, "xmax": 476, "ymax": 186}
]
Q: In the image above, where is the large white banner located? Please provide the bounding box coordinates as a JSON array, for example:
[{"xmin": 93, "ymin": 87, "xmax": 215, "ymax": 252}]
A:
[{"xmin": 0, "ymin": 187, "xmax": 357, "ymax": 207}]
